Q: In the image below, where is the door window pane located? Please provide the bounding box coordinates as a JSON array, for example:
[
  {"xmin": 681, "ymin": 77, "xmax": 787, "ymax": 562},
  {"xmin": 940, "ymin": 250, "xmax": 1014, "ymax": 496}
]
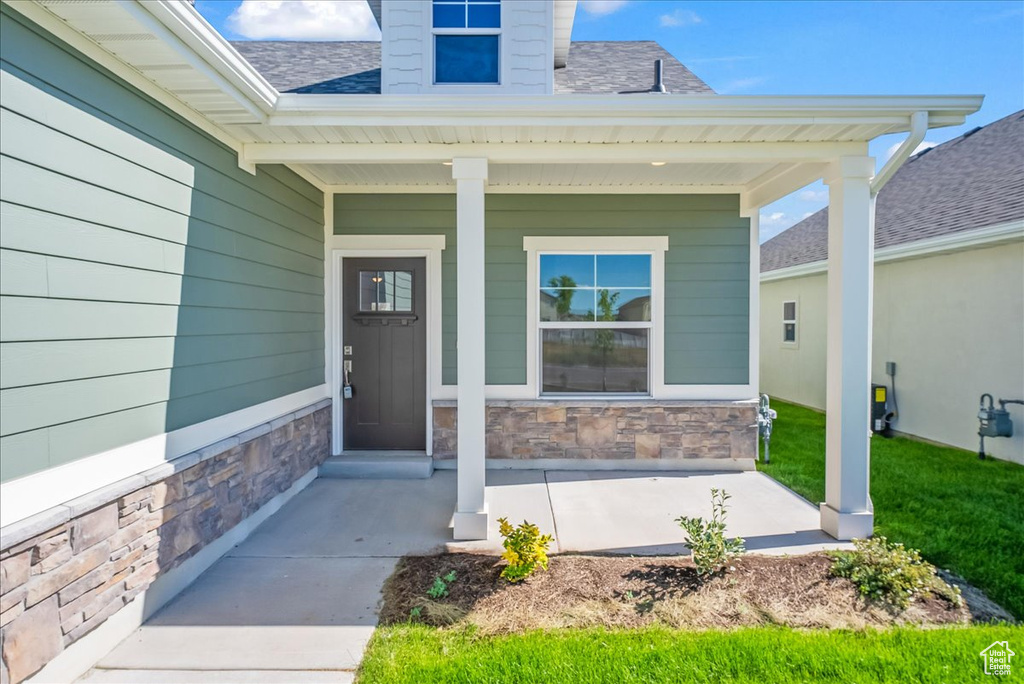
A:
[
  {"xmin": 360, "ymin": 271, "xmax": 413, "ymax": 312},
  {"xmin": 542, "ymin": 329, "xmax": 649, "ymax": 393}
]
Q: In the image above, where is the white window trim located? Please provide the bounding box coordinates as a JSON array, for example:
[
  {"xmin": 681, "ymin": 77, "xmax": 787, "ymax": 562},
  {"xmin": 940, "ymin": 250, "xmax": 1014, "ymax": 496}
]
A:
[
  {"xmin": 524, "ymin": 236, "xmax": 667, "ymax": 399},
  {"xmin": 426, "ymin": 0, "xmax": 504, "ymax": 88},
  {"xmin": 328, "ymin": 234, "xmax": 447, "ymax": 455},
  {"xmin": 782, "ymin": 299, "xmax": 799, "ymax": 348}
]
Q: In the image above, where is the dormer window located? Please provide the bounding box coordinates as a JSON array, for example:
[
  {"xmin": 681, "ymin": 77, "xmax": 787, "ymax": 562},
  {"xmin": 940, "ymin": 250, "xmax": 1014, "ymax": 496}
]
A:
[{"xmin": 432, "ymin": 0, "xmax": 501, "ymax": 85}]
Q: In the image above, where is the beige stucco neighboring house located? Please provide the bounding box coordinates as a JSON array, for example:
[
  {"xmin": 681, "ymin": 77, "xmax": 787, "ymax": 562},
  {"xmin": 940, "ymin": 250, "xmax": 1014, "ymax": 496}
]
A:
[{"xmin": 760, "ymin": 111, "xmax": 1024, "ymax": 464}]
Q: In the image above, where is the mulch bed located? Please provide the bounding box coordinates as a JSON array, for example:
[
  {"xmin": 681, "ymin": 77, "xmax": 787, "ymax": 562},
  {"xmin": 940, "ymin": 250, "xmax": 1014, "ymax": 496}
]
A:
[{"xmin": 379, "ymin": 553, "xmax": 1013, "ymax": 633}]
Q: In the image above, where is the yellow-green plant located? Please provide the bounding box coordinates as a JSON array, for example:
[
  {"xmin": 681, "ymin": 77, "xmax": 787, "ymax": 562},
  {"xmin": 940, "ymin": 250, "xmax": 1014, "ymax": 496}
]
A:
[
  {"xmin": 498, "ymin": 517, "xmax": 554, "ymax": 583},
  {"xmin": 829, "ymin": 536, "xmax": 962, "ymax": 610},
  {"xmin": 676, "ymin": 488, "xmax": 745, "ymax": 577}
]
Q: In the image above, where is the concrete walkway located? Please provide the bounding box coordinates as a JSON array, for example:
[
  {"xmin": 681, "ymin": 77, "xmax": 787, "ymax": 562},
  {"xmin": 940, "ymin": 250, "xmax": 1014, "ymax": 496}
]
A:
[{"xmin": 79, "ymin": 470, "xmax": 846, "ymax": 683}]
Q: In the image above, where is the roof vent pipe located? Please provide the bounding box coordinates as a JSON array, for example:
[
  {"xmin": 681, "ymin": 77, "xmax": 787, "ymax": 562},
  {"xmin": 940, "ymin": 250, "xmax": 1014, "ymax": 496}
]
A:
[{"xmin": 651, "ymin": 59, "xmax": 667, "ymax": 93}]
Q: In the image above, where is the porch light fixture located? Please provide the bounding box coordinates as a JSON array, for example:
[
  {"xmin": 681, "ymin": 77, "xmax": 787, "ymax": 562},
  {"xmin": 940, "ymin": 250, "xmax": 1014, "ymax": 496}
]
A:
[{"xmin": 650, "ymin": 161, "xmax": 667, "ymax": 167}]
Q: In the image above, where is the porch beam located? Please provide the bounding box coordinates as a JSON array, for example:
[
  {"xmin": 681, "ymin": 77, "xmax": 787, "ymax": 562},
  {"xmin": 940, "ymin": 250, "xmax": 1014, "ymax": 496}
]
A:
[
  {"xmin": 240, "ymin": 141, "xmax": 869, "ymax": 167},
  {"xmin": 740, "ymin": 162, "xmax": 828, "ymax": 214},
  {"xmin": 821, "ymin": 156, "xmax": 876, "ymax": 540},
  {"xmin": 452, "ymin": 157, "xmax": 489, "ymax": 540}
]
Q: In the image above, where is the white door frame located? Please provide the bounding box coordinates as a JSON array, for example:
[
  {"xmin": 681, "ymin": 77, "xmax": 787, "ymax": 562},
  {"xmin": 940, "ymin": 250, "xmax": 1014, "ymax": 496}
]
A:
[{"xmin": 329, "ymin": 235, "xmax": 447, "ymax": 455}]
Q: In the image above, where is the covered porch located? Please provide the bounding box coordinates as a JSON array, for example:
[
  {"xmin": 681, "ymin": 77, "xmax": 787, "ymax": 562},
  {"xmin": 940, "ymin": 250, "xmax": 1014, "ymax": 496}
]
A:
[
  {"xmin": 240, "ymin": 98, "xmax": 981, "ymax": 541},
  {"xmin": 84, "ymin": 469, "xmax": 845, "ymax": 681}
]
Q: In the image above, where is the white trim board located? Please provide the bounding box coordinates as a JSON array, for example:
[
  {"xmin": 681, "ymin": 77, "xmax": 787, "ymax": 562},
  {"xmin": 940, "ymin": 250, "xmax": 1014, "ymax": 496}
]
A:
[
  {"xmin": 521, "ymin": 235, "xmax": 753, "ymax": 401},
  {"xmin": 325, "ymin": 185, "xmax": 748, "ymax": 195},
  {"xmin": 329, "ymin": 234, "xmax": 447, "ymax": 456},
  {"xmin": 25, "ymin": 467, "xmax": 318, "ymax": 684},
  {"xmin": 760, "ymin": 219, "xmax": 1024, "ymax": 283},
  {"xmin": 0, "ymin": 385, "xmax": 328, "ymax": 527},
  {"xmin": 433, "ymin": 458, "xmax": 756, "ymax": 472}
]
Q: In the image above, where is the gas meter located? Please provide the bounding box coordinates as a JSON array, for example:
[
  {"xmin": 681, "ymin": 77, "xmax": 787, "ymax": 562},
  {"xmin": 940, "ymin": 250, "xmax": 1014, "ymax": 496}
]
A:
[
  {"xmin": 757, "ymin": 394, "xmax": 778, "ymax": 463},
  {"xmin": 977, "ymin": 393, "xmax": 1023, "ymax": 459}
]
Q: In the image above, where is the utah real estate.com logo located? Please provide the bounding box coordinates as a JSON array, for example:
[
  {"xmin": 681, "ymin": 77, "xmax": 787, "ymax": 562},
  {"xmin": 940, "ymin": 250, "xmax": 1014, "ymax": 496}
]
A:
[{"xmin": 980, "ymin": 641, "xmax": 1015, "ymax": 676}]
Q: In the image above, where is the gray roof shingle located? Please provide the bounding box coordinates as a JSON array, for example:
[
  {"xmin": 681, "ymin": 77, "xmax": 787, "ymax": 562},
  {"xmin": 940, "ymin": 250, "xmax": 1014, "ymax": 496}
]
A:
[
  {"xmin": 230, "ymin": 40, "xmax": 712, "ymax": 95},
  {"xmin": 555, "ymin": 42, "xmax": 712, "ymax": 94},
  {"xmin": 760, "ymin": 110, "xmax": 1024, "ymax": 273},
  {"xmin": 232, "ymin": 41, "xmax": 382, "ymax": 94}
]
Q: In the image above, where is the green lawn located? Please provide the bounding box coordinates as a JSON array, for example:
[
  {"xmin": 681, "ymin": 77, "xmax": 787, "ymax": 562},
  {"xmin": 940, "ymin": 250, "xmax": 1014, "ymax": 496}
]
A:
[
  {"xmin": 758, "ymin": 400, "xmax": 1024, "ymax": 619},
  {"xmin": 358, "ymin": 400, "xmax": 1023, "ymax": 683},
  {"xmin": 360, "ymin": 624, "xmax": 1024, "ymax": 683}
]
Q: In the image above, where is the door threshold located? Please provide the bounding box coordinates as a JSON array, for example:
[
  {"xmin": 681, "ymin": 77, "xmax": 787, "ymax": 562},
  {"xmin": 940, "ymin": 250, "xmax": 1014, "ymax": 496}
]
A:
[
  {"xmin": 335, "ymin": 450, "xmax": 428, "ymax": 459},
  {"xmin": 320, "ymin": 452, "xmax": 433, "ymax": 479}
]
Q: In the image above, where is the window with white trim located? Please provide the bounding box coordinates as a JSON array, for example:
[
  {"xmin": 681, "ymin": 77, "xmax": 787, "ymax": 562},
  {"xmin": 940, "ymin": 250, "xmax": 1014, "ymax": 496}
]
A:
[
  {"xmin": 432, "ymin": 0, "xmax": 501, "ymax": 85},
  {"xmin": 782, "ymin": 300, "xmax": 798, "ymax": 344},
  {"xmin": 538, "ymin": 253, "xmax": 652, "ymax": 394}
]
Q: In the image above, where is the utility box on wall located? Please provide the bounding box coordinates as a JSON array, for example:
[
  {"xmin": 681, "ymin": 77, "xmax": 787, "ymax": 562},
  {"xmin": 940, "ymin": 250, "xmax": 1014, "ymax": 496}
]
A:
[{"xmin": 871, "ymin": 384, "xmax": 890, "ymax": 434}]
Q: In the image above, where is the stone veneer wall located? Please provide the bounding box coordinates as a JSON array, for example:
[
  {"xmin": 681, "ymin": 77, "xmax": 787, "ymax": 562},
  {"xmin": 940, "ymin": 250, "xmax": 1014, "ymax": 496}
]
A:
[
  {"xmin": 0, "ymin": 403, "xmax": 330, "ymax": 684},
  {"xmin": 433, "ymin": 401, "xmax": 757, "ymax": 461}
]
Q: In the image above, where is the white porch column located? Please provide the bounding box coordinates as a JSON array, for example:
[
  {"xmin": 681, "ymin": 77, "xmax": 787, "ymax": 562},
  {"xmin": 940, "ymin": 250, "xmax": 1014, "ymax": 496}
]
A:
[
  {"xmin": 821, "ymin": 156, "xmax": 876, "ymax": 540},
  {"xmin": 452, "ymin": 157, "xmax": 488, "ymax": 540}
]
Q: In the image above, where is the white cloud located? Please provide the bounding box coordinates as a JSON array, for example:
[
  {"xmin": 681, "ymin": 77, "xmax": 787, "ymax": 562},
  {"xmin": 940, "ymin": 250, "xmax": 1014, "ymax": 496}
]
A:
[
  {"xmin": 883, "ymin": 140, "xmax": 937, "ymax": 163},
  {"xmin": 660, "ymin": 9, "xmax": 702, "ymax": 28},
  {"xmin": 578, "ymin": 0, "xmax": 629, "ymax": 17},
  {"xmin": 227, "ymin": 0, "xmax": 381, "ymax": 41},
  {"xmin": 716, "ymin": 76, "xmax": 767, "ymax": 94},
  {"xmin": 761, "ymin": 211, "xmax": 789, "ymax": 226},
  {"xmin": 798, "ymin": 189, "xmax": 827, "ymax": 202}
]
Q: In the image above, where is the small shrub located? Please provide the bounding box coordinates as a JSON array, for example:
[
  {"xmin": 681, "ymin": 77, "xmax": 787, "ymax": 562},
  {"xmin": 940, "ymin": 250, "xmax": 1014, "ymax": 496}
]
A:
[
  {"xmin": 427, "ymin": 571, "xmax": 457, "ymax": 599},
  {"xmin": 829, "ymin": 536, "xmax": 962, "ymax": 610},
  {"xmin": 675, "ymin": 488, "xmax": 745, "ymax": 577},
  {"xmin": 498, "ymin": 517, "xmax": 554, "ymax": 583}
]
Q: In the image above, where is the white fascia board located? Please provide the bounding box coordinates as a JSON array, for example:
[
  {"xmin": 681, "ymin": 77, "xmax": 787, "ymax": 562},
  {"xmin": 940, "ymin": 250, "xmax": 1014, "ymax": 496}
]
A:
[
  {"xmin": 325, "ymin": 184, "xmax": 747, "ymax": 194},
  {"xmin": 244, "ymin": 141, "xmax": 869, "ymax": 165},
  {"xmin": 134, "ymin": 1, "xmax": 278, "ymax": 115},
  {"xmin": 4, "ymin": 0, "xmax": 245, "ymax": 155},
  {"xmin": 271, "ymin": 94, "xmax": 983, "ymax": 128},
  {"xmin": 759, "ymin": 219, "xmax": 1024, "ymax": 282}
]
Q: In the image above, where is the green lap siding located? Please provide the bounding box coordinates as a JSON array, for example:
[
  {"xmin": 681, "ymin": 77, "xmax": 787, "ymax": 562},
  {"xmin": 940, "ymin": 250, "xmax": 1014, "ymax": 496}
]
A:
[
  {"xmin": 333, "ymin": 194, "xmax": 749, "ymax": 388},
  {"xmin": 0, "ymin": 8, "xmax": 324, "ymax": 483}
]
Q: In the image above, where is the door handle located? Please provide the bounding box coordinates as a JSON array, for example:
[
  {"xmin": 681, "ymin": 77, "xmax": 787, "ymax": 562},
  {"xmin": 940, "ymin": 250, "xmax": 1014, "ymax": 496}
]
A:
[{"xmin": 343, "ymin": 361, "xmax": 353, "ymax": 399}]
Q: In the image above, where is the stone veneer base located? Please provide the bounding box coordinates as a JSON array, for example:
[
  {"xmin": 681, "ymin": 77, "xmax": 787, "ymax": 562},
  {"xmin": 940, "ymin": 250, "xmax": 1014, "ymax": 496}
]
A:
[
  {"xmin": 1, "ymin": 401, "xmax": 331, "ymax": 684},
  {"xmin": 25, "ymin": 468, "xmax": 317, "ymax": 684},
  {"xmin": 432, "ymin": 399, "xmax": 758, "ymax": 464}
]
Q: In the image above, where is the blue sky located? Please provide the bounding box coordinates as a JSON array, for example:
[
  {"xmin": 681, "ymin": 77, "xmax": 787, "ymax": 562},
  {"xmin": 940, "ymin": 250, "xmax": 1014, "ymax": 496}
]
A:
[{"xmin": 197, "ymin": 0, "xmax": 1024, "ymax": 241}]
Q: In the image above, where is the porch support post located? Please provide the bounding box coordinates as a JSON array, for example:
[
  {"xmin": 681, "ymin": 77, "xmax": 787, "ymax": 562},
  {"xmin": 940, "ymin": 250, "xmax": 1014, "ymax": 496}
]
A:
[
  {"xmin": 452, "ymin": 157, "xmax": 489, "ymax": 540},
  {"xmin": 821, "ymin": 156, "xmax": 875, "ymax": 540}
]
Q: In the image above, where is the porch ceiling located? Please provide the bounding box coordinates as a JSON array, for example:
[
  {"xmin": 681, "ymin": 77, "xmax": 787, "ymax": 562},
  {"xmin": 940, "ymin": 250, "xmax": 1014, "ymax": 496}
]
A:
[
  {"xmin": 22, "ymin": 0, "xmax": 982, "ymax": 206},
  {"xmin": 301, "ymin": 160, "xmax": 780, "ymax": 190}
]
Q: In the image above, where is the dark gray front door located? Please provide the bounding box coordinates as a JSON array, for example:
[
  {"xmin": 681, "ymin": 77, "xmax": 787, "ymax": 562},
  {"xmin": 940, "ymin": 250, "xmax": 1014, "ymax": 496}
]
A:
[{"xmin": 342, "ymin": 257, "xmax": 427, "ymax": 450}]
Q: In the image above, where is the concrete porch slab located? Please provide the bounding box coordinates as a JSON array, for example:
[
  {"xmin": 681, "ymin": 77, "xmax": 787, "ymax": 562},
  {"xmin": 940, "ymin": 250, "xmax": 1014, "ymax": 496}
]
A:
[
  {"xmin": 544, "ymin": 470, "xmax": 847, "ymax": 556},
  {"xmin": 98, "ymin": 556, "xmax": 394, "ymax": 672}
]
